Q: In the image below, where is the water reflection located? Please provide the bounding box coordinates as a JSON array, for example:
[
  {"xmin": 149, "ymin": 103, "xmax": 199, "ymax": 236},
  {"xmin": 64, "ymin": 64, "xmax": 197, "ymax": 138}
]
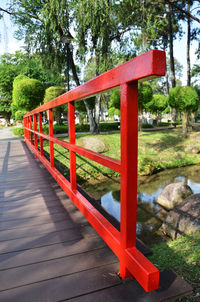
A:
[{"xmin": 82, "ymin": 165, "xmax": 200, "ymax": 246}]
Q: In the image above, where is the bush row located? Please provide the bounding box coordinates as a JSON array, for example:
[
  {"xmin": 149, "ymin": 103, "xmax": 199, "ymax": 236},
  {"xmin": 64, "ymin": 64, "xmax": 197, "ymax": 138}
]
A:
[{"xmin": 12, "ymin": 122, "xmax": 120, "ymax": 137}]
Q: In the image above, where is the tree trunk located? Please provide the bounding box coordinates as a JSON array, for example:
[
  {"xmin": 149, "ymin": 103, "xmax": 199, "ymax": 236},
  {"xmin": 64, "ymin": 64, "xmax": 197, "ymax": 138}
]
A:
[
  {"xmin": 168, "ymin": 4, "xmax": 176, "ymax": 88},
  {"xmin": 138, "ymin": 107, "xmax": 143, "ymax": 131},
  {"xmin": 171, "ymin": 108, "xmax": 177, "ymax": 123},
  {"xmin": 100, "ymin": 98, "xmax": 105, "ymax": 122},
  {"xmin": 92, "ymin": 48, "xmax": 101, "ymax": 134},
  {"xmin": 187, "ymin": 1, "xmax": 191, "ymax": 86},
  {"xmin": 165, "ymin": 70, "xmax": 170, "ymax": 96},
  {"xmin": 68, "ymin": 44, "xmax": 96, "ymax": 133},
  {"xmin": 182, "ymin": 110, "xmax": 189, "ymax": 137}
]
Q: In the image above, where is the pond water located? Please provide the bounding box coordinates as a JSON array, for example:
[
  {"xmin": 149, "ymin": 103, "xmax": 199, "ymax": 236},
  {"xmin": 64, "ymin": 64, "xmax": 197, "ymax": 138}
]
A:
[{"xmin": 82, "ymin": 164, "xmax": 200, "ymax": 247}]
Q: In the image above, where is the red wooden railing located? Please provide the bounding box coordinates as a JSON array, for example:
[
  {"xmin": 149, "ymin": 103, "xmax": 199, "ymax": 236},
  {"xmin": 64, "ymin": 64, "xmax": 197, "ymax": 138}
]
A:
[{"xmin": 24, "ymin": 50, "xmax": 166, "ymax": 292}]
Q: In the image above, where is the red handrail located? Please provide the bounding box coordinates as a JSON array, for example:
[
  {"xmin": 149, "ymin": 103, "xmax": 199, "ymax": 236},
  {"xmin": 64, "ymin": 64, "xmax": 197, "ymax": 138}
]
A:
[{"xmin": 24, "ymin": 49, "xmax": 166, "ymax": 292}]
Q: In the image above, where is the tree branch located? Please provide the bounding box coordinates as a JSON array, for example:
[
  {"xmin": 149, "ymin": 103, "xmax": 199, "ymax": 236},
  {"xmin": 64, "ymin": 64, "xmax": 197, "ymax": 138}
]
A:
[
  {"xmin": 165, "ymin": 0, "xmax": 200, "ymax": 23},
  {"xmin": 0, "ymin": 7, "xmax": 13, "ymax": 15}
]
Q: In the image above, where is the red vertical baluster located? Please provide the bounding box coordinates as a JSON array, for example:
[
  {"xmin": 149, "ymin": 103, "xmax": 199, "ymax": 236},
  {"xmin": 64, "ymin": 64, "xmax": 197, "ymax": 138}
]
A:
[
  {"xmin": 23, "ymin": 117, "xmax": 26, "ymax": 141},
  {"xmin": 68, "ymin": 102, "xmax": 77, "ymax": 191},
  {"xmin": 28, "ymin": 117, "xmax": 31, "ymax": 142},
  {"xmin": 34, "ymin": 114, "xmax": 38, "ymax": 151},
  {"xmin": 30, "ymin": 115, "xmax": 33, "ymax": 144},
  {"xmin": 39, "ymin": 112, "xmax": 43, "ymax": 156},
  {"xmin": 24, "ymin": 117, "xmax": 28, "ymax": 141},
  {"xmin": 48, "ymin": 109, "xmax": 54, "ymax": 168},
  {"xmin": 120, "ymin": 81, "xmax": 138, "ymax": 279},
  {"xmin": 25, "ymin": 117, "xmax": 28, "ymax": 141}
]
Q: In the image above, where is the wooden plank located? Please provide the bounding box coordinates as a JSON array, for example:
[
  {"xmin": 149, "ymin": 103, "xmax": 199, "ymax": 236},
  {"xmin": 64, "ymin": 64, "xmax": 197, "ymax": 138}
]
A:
[
  {"xmin": 68, "ymin": 270, "xmax": 193, "ymax": 302},
  {"xmin": 0, "ymin": 221, "xmax": 90, "ymax": 242},
  {"xmin": 0, "ymin": 248, "xmax": 117, "ymax": 291},
  {"xmin": 0, "ymin": 212, "xmax": 69, "ymax": 230},
  {"xmin": 0, "ymin": 205, "xmax": 64, "ymax": 221},
  {"xmin": 0, "ymin": 201, "xmax": 63, "ymax": 210},
  {"xmin": 0, "ymin": 263, "xmax": 120, "ymax": 301},
  {"xmin": 0, "ymin": 236, "xmax": 106, "ymax": 270},
  {"xmin": 0, "ymin": 193, "xmax": 66, "ymax": 205},
  {"xmin": 0, "ymin": 229, "xmax": 98, "ymax": 255}
]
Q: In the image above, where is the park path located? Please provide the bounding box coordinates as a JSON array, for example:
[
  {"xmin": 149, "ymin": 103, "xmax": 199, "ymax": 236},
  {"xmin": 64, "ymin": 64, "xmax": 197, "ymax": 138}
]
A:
[{"xmin": 0, "ymin": 127, "xmax": 192, "ymax": 301}]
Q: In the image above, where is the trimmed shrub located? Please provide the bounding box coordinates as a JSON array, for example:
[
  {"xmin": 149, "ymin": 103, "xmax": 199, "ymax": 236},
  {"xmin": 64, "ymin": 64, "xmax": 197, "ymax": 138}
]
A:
[{"xmin": 13, "ymin": 76, "xmax": 45, "ymax": 113}]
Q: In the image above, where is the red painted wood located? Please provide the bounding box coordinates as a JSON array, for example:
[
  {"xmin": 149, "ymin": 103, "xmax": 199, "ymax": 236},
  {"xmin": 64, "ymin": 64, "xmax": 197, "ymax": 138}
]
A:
[
  {"xmin": 23, "ymin": 50, "xmax": 166, "ymax": 292},
  {"xmin": 29, "ymin": 116, "xmax": 33, "ymax": 144},
  {"xmin": 25, "ymin": 139, "xmax": 159, "ymax": 292},
  {"xmin": 23, "ymin": 118, "xmax": 27, "ymax": 141},
  {"xmin": 33, "ymin": 114, "xmax": 38, "ymax": 151},
  {"xmin": 120, "ymin": 81, "xmax": 138, "ymax": 278},
  {"xmin": 39, "ymin": 112, "xmax": 43, "ymax": 156},
  {"xmin": 24, "ymin": 128, "xmax": 121, "ymax": 173},
  {"xmin": 48, "ymin": 109, "xmax": 54, "ymax": 168},
  {"xmin": 68, "ymin": 102, "xmax": 77, "ymax": 191},
  {"xmin": 24, "ymin": 50, "xmax": 166, "ymax": 117}
]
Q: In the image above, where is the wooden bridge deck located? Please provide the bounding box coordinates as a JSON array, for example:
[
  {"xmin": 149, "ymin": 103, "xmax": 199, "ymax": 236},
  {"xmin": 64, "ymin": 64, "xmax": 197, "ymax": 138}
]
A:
[{"xmin": 0, "ymin": 137, "xmax": 192, "ymax": 302}]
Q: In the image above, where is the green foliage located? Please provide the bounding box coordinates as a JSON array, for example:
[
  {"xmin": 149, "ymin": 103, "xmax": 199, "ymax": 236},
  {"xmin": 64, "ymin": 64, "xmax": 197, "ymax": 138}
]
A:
[
  {"xmin": 108, "ymin": 83, "xmax": 153, "ymax": 115},
  {"xmin": 13, "ymin": 74, "xmax": 29, "ymax": 85},
  {"xmin": 168, "ymin": 86, "xmax": 199, "ymax": 112},
  {"xmin": 150, "ymin": 232, "xmax": 200, "ymax": 300},
  {"xmin": 138, "ymin": 82, "xmax": 153, "ymax": 112},
  {"xmin": 108, "ymin": 107, "xmax": 120, "ymax": 117},
  {"xmin": 146, "ymin": 94, "xmax": 168, "ymax": 114},
  {"xmin": 109, "ymin": 88, "xmax": 120, "ymax": 110},
  {"xmin": 44, "ymin": 86, "xmax": 66, "ymax": 103},
  {"xmin": 75, "ymin": 97, "xmax": 95, "ymax": 112},
  {"xmin": 11, "ymin": 127, "xmax": 25, "ymax": 137},
  {"xmin": 138, "ymin": 156, "xmax": 163, "ymax": 175},
  {"xmin": 141, "ymin": 122, "xmax": 154, "ymax": 129},
  {"xmin": 15, "ymin": 109, "xmax": 28, "ymax": 121},
  {"xmin": 13, "ymin": 76, "xmax": 45, "ymax": 113}
]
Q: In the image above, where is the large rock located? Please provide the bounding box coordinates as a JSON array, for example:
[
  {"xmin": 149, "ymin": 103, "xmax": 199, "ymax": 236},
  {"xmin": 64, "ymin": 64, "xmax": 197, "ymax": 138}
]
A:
[
  {"xmin": 77, "ymin": 137, "xmax": 109, "ymax": 153},
  {"xmin": 160, "ymin": 194, "xmax": 200, "ymax": 239},
  {"xmin": 184, "ymin": 145, "xmax": 199, "ymax": 154},
  {"xmin": 157, "ymin": 182, "xmax": 193, "ymax": 210}
]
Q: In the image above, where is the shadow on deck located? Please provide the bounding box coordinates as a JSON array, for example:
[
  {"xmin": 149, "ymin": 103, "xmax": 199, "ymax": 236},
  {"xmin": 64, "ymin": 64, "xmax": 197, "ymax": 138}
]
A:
[{"xmin": 0, "ymin": 139, "xmax": 192, "ymax": 301}]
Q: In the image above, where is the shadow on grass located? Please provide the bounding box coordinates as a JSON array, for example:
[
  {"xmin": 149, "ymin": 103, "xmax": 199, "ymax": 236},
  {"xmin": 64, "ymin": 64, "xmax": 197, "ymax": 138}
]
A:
[
  {"xmin": 149, "ymin": 232, "xmax": 200, "ymax": 301},
  {"xmin": 145, "ymin": 132, "xmax": 185, "ymax": 152}
]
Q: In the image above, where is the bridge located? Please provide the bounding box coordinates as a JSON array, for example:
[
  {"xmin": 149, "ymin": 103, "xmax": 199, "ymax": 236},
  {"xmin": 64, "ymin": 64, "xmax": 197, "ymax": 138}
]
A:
[{"xmin": 0, "ymin": 51, "xmax": 192, "ymax": 301}]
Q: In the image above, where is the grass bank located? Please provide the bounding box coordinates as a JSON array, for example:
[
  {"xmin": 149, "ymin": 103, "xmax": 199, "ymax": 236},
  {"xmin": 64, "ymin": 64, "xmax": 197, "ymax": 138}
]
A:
[
  {"xmin": 41, "ymin": 129, "xmax": 200, "ymax": 182},
  {"xmin": 149, "ymin": 231, "xmax": 200, "ymax": 301}
]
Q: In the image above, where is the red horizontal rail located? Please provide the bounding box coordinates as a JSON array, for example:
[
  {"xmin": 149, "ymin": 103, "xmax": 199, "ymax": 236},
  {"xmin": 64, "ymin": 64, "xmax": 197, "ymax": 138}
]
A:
[
  {"xmin": 24, "ymin": 50, "xmax": 165, "ymax": 117},
  {"xmin": 24, "ymin": 49, "xmax": 166, "ymax": 292},
  {"xmin": 24, "ymin": 127, "xmax": 121, "ymax": 173}
]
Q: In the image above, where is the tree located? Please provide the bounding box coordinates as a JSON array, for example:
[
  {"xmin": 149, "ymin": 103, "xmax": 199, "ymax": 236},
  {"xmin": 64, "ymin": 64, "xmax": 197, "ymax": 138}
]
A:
[
  {"xmin": 12, "ymin": 75, "xmax": 45, "ymax": 121},
  {"xmin": 168, "ymin": 86, "xmax": 199, "ymax": 136},
  {"xmin": 146, "ymin": 94, "xmax": 168, "ymax": 122},
  {"xmin": 44, "ymin": 86, "xmax": 66, "ymax": 124},
  {"xmin": 0, "ymin": 54, "xmax": 21, "ymax": 123},
  {"xmin": 107, "ymin": 82, "xmax": 153, "ymax": 128},
  {"xmin": 138, "ymin": 82, "xmax": 153, "ymax": 112}
]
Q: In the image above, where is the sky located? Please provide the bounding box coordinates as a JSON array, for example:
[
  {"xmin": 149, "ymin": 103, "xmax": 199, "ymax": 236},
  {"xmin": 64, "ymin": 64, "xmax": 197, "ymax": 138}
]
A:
[{"xmin": 0, "ymin": 2, "xmax": 199, "ymax": 85}]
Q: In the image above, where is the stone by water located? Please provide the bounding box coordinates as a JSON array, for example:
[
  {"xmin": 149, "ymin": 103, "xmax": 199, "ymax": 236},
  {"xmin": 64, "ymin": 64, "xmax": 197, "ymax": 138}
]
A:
[{"xmin": 81, "ymin": 165, "xmax": 200, "ymax": 247}]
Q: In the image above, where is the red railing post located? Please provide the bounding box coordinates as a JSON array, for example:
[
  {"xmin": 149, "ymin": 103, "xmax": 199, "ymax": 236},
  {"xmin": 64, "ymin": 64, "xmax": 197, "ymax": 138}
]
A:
[
  {"xmin": 120, "ymin": 81, "xmax": 138, "ymax": 278},
  {"xmin": 34, "ymin": 114, "xmax": 38, "ymax": 151},
  {"xmin": 68, "ymin": 102, "xmax": 77, "ymax": 191},
  {"xmin": 48, "ymin": 109, "xmax": 54, "ymax": 168},
  {"xmin": 29, "ymin": 115, "xmax": 33, "ymax": 144},
  {"xmin": 39, "ymin": 112, "xmax": 43, "ymax": 156}
]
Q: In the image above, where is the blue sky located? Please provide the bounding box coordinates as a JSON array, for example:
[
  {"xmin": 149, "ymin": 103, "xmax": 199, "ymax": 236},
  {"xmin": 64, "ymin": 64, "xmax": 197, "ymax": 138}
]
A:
[{"xmin": 0, "ymin": 2, "xmax": 199, "ymax": 85}]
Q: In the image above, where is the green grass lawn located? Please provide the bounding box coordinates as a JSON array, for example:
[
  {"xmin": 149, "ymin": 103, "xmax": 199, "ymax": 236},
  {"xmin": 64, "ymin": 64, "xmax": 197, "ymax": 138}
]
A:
[
  {"xmin": 149, "ymin": 231, "xmax": 200, "ymax": 301},
  {"xmin": 42, "ymin": 129, "xmax": 200, "ymax": 182}
]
